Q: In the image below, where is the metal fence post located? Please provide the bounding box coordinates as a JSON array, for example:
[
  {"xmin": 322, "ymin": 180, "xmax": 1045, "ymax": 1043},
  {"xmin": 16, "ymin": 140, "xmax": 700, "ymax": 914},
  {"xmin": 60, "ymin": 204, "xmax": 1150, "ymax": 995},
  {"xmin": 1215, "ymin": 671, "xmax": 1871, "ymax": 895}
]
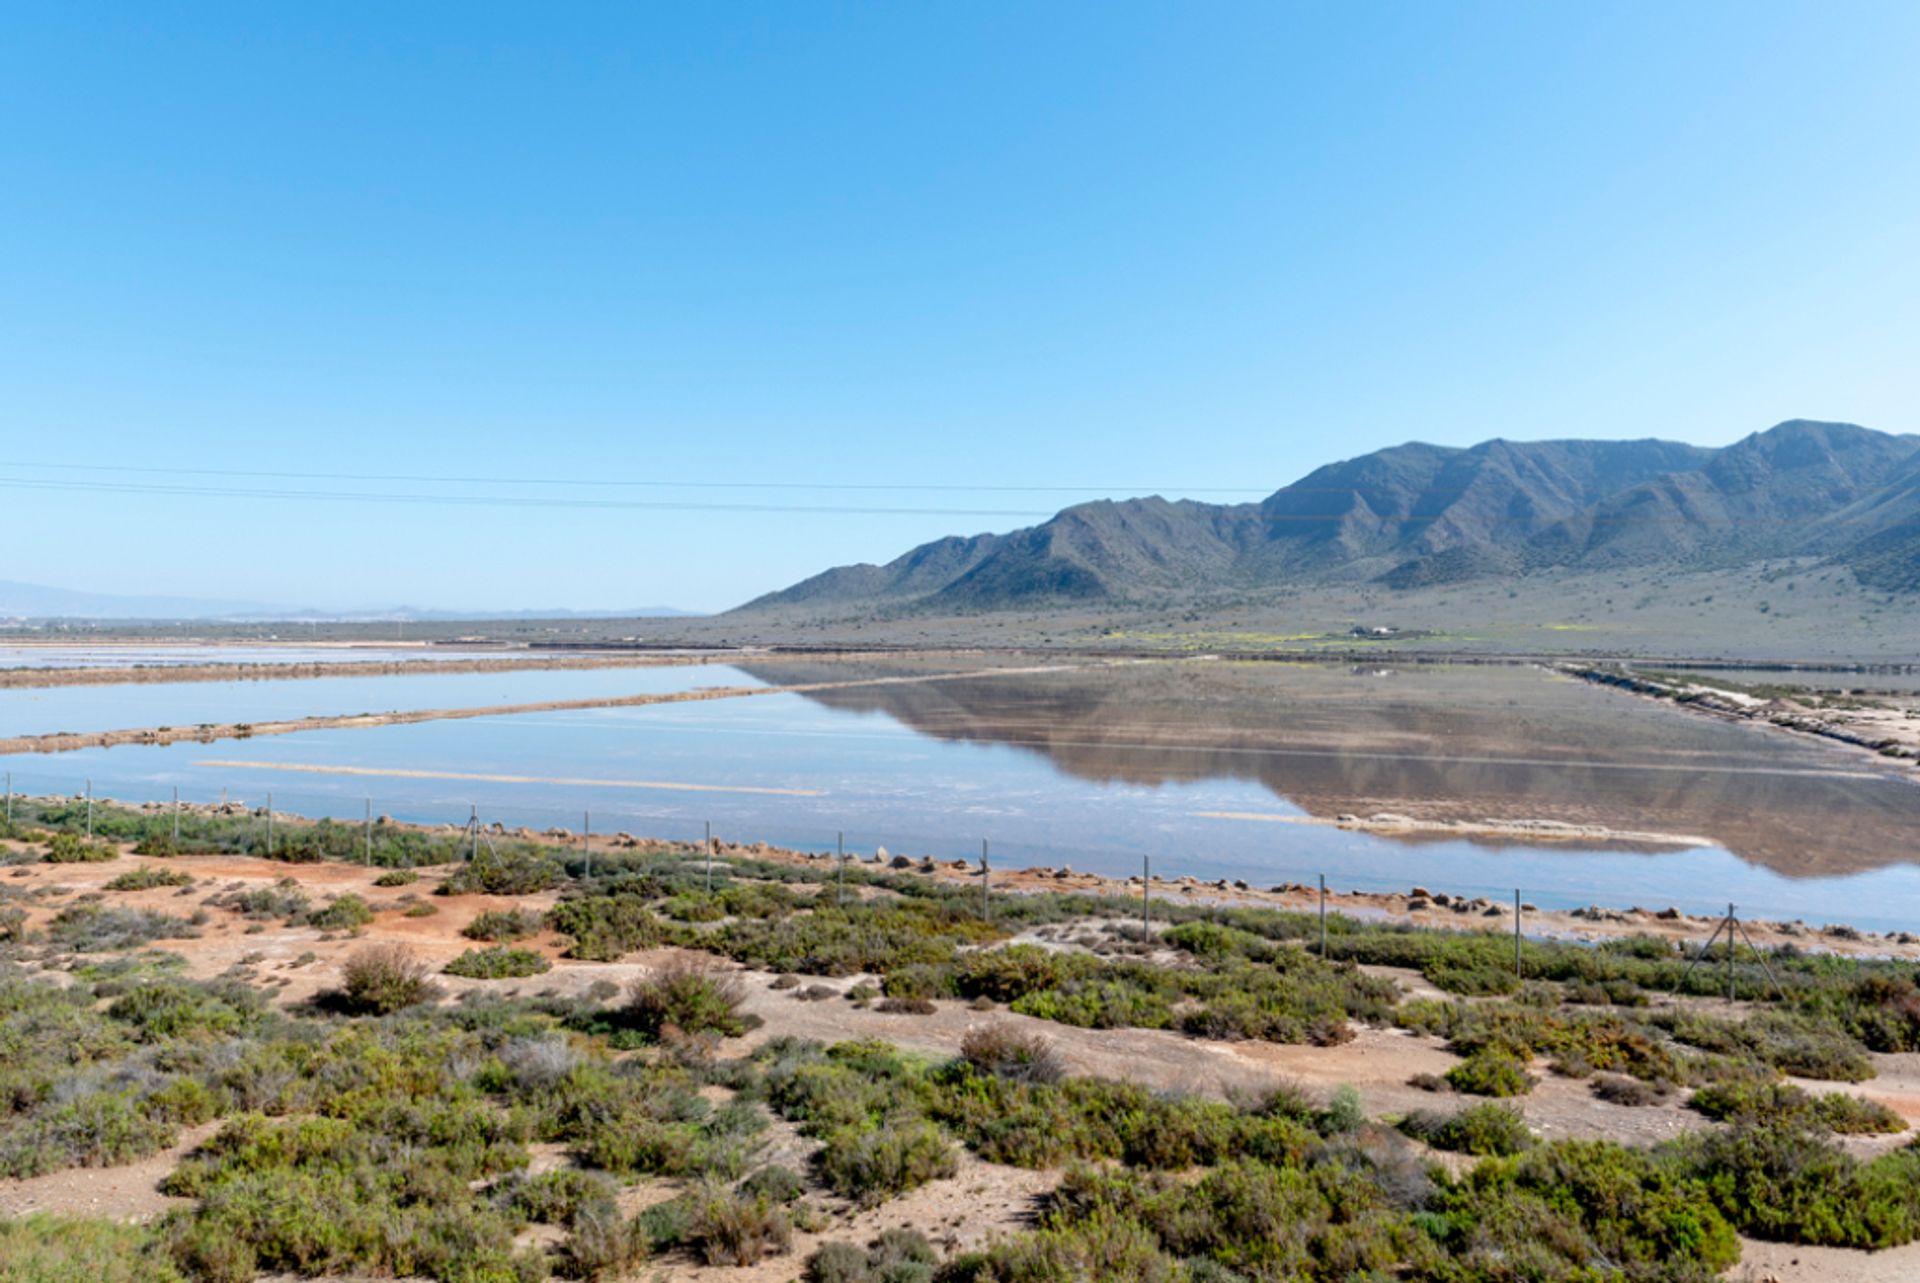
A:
[
  {"xmin": 981, "ymin": 839, "xmax": 990, "ymax": 922},
  {"xmin": 1142, "ymin": 855, "xmax": 1151, "ymax": 937},
  {"xmin": 1727, "ymin": 903, "xmax": 1738, "ymax": 1003},
  {"xmin": 1318, "ymin": 874, "xmax": 1328, "ymax": 957}
]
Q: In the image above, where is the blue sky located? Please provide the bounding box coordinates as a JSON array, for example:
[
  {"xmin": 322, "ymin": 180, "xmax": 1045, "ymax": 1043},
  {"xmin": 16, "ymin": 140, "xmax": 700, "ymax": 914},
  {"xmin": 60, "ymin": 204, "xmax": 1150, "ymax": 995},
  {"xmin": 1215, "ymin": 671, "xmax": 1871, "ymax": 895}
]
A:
[{"xmin": 2, "ymin": 3, "xmax": 1917, "ymax": 613}]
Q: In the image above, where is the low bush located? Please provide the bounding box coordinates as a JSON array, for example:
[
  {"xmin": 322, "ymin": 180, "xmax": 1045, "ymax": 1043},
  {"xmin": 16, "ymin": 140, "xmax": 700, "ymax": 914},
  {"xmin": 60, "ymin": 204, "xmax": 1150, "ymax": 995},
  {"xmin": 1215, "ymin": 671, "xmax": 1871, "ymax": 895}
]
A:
[
  {"xmin": 438, "ymin": 846, "xmax": 562, "ymax": 897},
  {"xmin": 1669, "ymin": 1123, "xmax": 1920, "ymax": 1248},
  {"xmin": 1689, "ymin": 1077, "xmax": 1907, "ymax": 1135},
  {"xmin": 373, "ymin": 868, "xmax": 419, "ymax": 887},
  {"xmin": 815, "ymin": 1118, "xmax": 957, "ymax": 1206},
  {"xmin": 335, "ymin": 942, "xmax": 440, "ymax": 1014},
  {"xmin": 44, "ymin": 831, "xmax": 118, "ymax": 863},
  {"xmin": 0, "ymin": 1214, "xmax": 187, "ymax": 1283},
  {"xmin": 1446, "ymin": 1046, "xmax": 1538, "ymax": 1097},
  {"xmin": 307, "ymin": 893, "xmax": 374, "ymax": 931},
  {"xmin": 685, "ymin": 1179, "xmax": 793, "ymax": 1266},
  {"xmin": 546, "ymin": 892, "xmax": 663, "ymax": 961},
  {"xmin": 739, "ymin": 1164, "xmax": 807, "ymax": 1204},
  {"xmin": 445, "ymin": 946, "xmax": 552, "ymax": 980},
  {"xmin": 626, "ymin": 958, "xmax": 748, "ymax": 1039},
  {"xmin": 102, "ymin": 866, "xmax": 194, "ymax": 891},
  {"xmin": 463, "ymin": 908, "xmax": 544, "ymax": 942},
  {"xmin": 959, "ymin": 1023, "xmax": 1065, "ymax": 1085},
  {"xmin": 1592, "ymin": 1073, "xmax": 1671, "ymax": 1106},
  {"xmin": 804, "ymin": 1229, "xmax": 937, "ymax": 1283},
  {"xmin": 46, "ymin": 903, "xmax": 196, "ymax": 951},
  {"xmin": 1400, "ymin": 1102, "xmax": 1534, "ymax": 1156}
]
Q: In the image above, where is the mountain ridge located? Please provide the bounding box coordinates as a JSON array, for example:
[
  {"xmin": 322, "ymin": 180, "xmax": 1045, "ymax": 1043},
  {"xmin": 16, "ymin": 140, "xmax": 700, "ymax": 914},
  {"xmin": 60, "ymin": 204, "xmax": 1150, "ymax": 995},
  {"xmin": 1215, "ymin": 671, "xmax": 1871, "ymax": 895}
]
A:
[{"xmin": 735, "ymin": 420, "xmax": 1920, "ymax": 615}]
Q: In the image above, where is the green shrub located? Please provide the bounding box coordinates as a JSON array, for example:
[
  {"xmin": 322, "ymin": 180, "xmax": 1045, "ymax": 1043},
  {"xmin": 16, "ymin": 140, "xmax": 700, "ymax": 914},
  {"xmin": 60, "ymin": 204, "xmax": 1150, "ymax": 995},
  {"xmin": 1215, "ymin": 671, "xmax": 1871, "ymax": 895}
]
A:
[
  {"xmin": 445, "ymin": 946, "xmax": 552, "ymax": 980},
  {"xmin": 373, "ymin": 868, "xmax": 419, "ymax": 887},
  {"xmin": 1670, "ymin": 1124, "xmax": 1920, "ymax": 1248},
  {"xmin": 560, "ymin": 1201, "xmax": 646, "ymax": 1280},
  {"xmin": 0, "ymin": 1090, "xmax": 177, "ymax": 1179},
  {"xmin": 307, "ymin": 893, "xmax": 374, "ymax": 931},
  {"xmin": 626, "ymin": 958, "xmax": 747, "ymax": 1039},
  {"xmin": 44, "ymin": 831, "xmax": 118, "ymax": 863},
  {"xmin": 45, "ymin": 904, "xmax": 195, "ymax": 951},
  {"xmin": 493, "ymin": 1168, "xmax": 617, "ymax": 1224},
  {"xmin": 685, "ymin": 1179, "xmax": 793, "ymax": 1266},
  {"xmin": 546, "ymin": 892, "xmax": 663, "ymax": 961},
  {"xmin": 739, "ymin": 1164, "xmax": 807, "ymax": 1204},
  {"xmin": 102, "ymin": 866, "xmax": 194, "ymax": 891},
  {"xmin": 439, "ymin": 846, "xmax": 562, "ymax": 896},
  {"xmin": 0, "ymin": 1214, "xmax": 187, "ymax": 1283},
  {"xmin": 463, "ymin": 908, "xmax": 545, "ymax": 942},
  {"xmin": 1400, "ymin": 1102, "xmax": 1534, "ymax": 1155},
  {"xmin": 1447, "ymin": 1046, "xmax": 1537, "ymax": 1097},
  {"xmin": 1689, "ymin": 1076, "xmax": 1907, "ymax": 1135},
  {"xmin": 804, "ymin": 1229, "xmax": 937, "ymax": 1283},
  {"xmin": 815, "ymin": 1119, "xmax": 957, "ymax": 1206}
]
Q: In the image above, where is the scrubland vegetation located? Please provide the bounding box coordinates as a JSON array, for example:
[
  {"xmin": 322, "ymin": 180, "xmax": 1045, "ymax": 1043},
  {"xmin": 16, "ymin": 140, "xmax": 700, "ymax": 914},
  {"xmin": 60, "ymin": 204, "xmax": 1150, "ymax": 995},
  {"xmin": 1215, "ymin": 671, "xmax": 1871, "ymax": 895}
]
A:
[{"xmin": 4, "ymin": 797, "xmax": 1920, "ymax": 1280}]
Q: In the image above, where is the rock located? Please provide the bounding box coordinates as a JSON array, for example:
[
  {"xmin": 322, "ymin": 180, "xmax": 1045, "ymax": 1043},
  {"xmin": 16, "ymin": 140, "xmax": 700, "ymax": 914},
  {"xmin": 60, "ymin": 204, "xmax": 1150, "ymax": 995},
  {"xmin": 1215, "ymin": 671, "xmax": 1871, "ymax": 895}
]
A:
[
  {"xmin": 875, "ymin": 846, "xmax": 889, "ymax": 861},
  {"xmin": 1407, "ymin": 897, "xmax": 1431, "ymax": 911},
  {"xmin": 1232, "ymin": 879, "xmax": 1250, "ymax": 891},
  {"xmin": 1655, "ymin": 907, "xmax": 1682, "ymax": 920},
  {"xmin": 890, "ymin": 855, "xmax": 914, "ymax": 869},
  {"xmin": 1052, "ymin": 867, "xmax": 1075, "ymax": 879},
  {"xmin": 1431, "ymin": 892, "xmax": 1452, "ymax": 907},
  {"xmin": 1410, "ymin": 887, "xmax": 1433, "ymax": 899}
]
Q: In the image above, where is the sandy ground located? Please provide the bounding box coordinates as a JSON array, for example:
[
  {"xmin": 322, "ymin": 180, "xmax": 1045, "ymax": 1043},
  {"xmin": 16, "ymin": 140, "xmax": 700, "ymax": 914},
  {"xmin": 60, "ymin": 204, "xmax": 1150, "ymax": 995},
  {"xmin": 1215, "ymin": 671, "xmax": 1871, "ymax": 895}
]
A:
[{"xmin": 4, "ymin": 843, "xmax": 1918, "ymax": 1281}]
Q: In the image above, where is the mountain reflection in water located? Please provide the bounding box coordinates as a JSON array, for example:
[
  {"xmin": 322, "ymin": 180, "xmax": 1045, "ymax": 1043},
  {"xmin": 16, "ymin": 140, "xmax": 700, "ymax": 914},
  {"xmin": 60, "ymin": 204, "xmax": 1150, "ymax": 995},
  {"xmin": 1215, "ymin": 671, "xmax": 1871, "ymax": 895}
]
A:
[{"xmin": 739, "ymin": 658, "xmax": 1920, "ymax": 880}]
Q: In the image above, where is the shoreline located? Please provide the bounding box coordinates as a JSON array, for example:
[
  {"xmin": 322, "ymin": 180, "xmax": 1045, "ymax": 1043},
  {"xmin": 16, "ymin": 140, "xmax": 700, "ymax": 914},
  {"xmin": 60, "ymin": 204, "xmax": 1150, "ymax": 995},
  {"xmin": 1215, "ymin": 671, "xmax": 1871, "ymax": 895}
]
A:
[
  {"xmin": 0, "ymin": 661, "xmax": 1086, "ymax": 757},
  {"xmin": 1562, "ymin": 664, "xmax": 1920, "ymax": 777},
  {"xmin": 18, "ymin": 790, "xmax": 1918, "ymax": 962}
]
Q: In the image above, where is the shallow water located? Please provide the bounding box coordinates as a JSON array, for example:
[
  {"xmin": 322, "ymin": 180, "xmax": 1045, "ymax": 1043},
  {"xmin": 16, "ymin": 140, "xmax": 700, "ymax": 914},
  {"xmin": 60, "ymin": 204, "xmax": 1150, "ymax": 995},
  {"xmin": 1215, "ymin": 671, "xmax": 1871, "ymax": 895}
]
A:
[
  {"xmin": 6, "ymin": 658, "xmax": 1919, "ymax": 931},
  {"xmin": 0, "ymin": 662, "xmax": 757, "ymax": 738},
  {"xmin": 0, "ymin": 644, "xmax": 527, "ymax": 669}
]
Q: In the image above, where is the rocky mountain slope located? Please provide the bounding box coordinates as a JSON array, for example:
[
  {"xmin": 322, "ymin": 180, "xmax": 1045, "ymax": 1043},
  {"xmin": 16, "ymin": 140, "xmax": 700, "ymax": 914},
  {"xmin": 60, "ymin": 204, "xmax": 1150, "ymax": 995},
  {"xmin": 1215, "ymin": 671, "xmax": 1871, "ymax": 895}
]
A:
[{"xmin": 736, "ymin": 420, "xmax": 1920, "ymax": 614}]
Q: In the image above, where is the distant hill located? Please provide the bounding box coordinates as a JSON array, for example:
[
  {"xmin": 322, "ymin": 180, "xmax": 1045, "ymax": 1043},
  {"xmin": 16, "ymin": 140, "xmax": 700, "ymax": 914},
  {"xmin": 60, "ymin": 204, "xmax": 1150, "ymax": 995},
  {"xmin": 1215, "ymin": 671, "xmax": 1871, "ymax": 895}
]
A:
[
  {"xmin": 0, "ymin": 580, "xmax": 697, "ymax": 622},
  {"xmin": 735, "ymin": 420, "xmax": 1920, "ymax": 614}
]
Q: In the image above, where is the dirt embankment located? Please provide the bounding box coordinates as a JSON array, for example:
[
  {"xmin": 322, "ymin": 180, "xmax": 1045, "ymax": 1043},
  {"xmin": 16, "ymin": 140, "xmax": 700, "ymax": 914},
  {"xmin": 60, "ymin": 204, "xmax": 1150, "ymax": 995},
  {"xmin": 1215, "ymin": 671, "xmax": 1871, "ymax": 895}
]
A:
[
  {"xmin": 1565, "ymin": 665, "xmax": 1920, "ymax": 773},
  {"xmin": 0, "ymin": 662, "xmax": 1088, "ymax": 757},
  {"xmin": 0, "ymin": 652, "xmax": 739, "ymax": 689}
]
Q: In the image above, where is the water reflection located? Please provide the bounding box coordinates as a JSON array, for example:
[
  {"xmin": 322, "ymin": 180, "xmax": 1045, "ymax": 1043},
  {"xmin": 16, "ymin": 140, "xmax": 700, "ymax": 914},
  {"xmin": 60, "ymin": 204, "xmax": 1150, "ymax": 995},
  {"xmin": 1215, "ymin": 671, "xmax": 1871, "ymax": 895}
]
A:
[{"xmin": 740, "ymin": 659, "xmax": 1920, "ymax": 879}]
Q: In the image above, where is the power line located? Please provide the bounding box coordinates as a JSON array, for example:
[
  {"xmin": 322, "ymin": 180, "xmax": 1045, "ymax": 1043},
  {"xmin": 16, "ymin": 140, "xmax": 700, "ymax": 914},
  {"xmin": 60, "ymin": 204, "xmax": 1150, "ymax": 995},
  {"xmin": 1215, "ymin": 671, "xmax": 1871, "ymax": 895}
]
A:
[
  {"xmin": 0, "ymin": 476, "xmax": 1055, "ymax": 518},
  {"xmin": 2, "ymin": 460, "xmax": 1272, "ymax": 496}
]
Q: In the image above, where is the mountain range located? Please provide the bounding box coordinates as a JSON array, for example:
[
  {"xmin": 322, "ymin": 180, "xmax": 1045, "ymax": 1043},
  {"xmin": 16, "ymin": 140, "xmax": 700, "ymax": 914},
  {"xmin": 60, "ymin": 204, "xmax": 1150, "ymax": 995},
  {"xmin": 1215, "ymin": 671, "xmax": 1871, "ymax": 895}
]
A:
[{"xmin": 736, "ymin": 420, "xmax": 1920, "ymax": 614}]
